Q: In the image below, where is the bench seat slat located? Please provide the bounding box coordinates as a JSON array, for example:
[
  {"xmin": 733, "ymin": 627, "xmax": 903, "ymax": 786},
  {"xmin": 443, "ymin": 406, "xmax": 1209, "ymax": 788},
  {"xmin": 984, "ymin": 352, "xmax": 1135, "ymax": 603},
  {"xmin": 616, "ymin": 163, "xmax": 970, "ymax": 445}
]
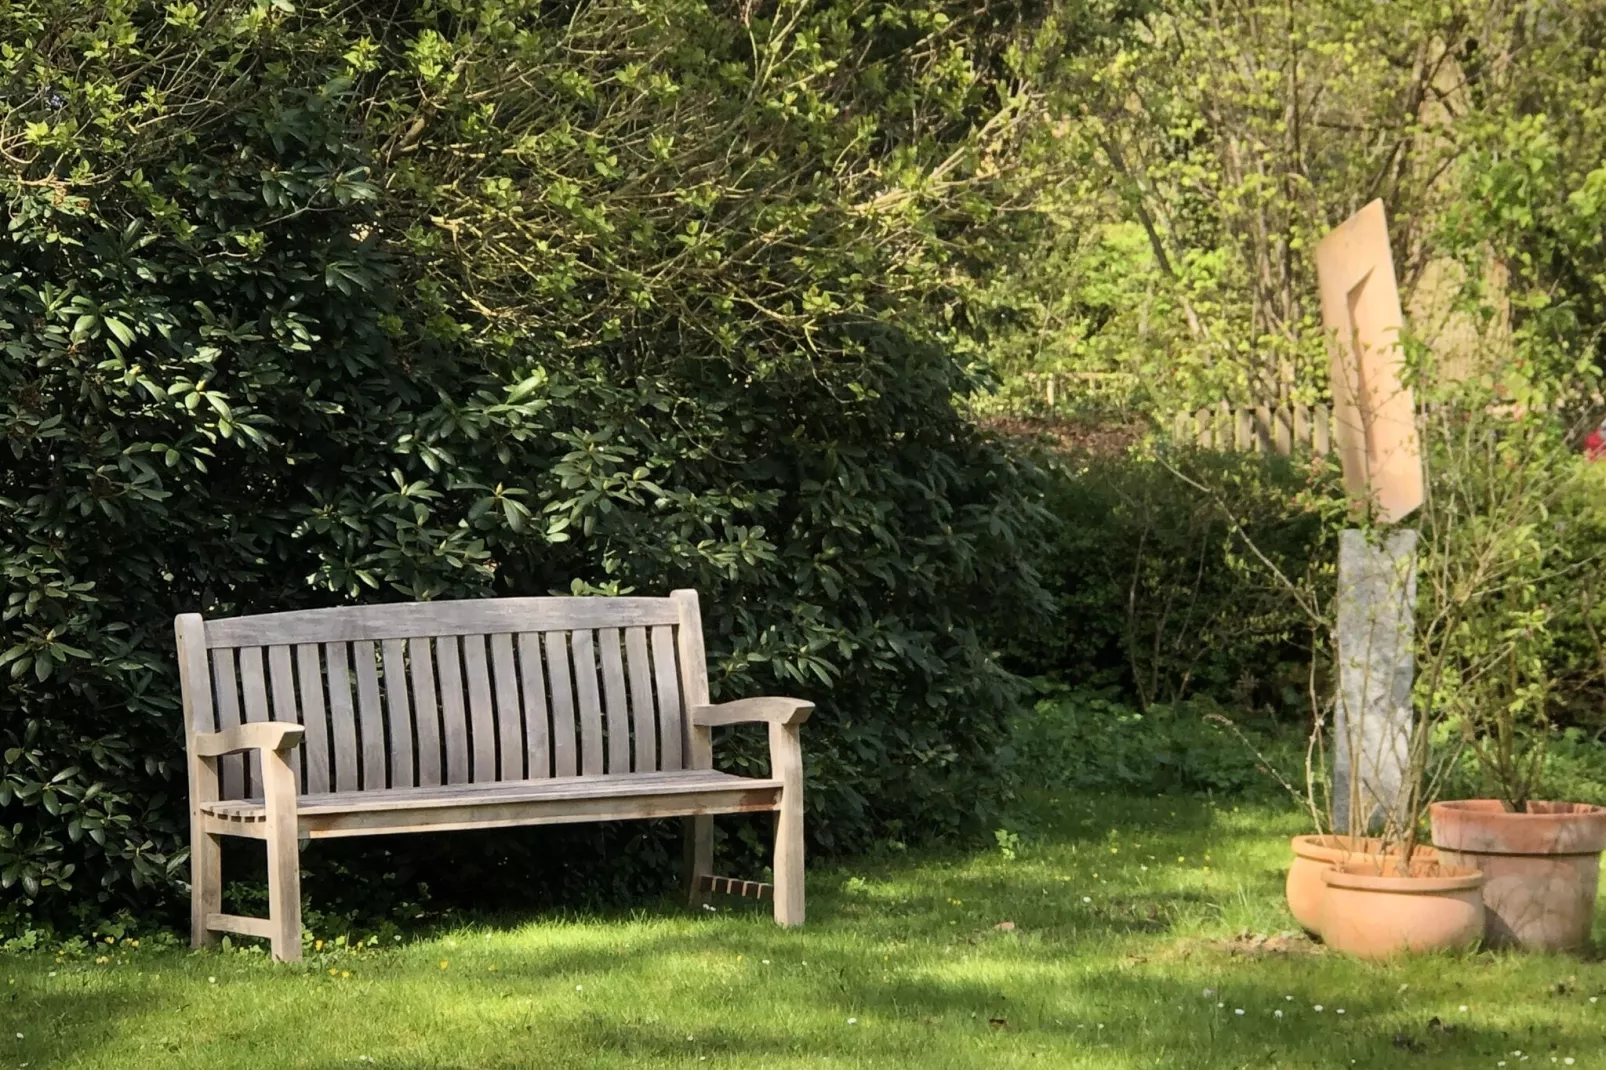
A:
[{"xmin": 199, "ymin": 770, "xmax": 780, "ymax": 818}]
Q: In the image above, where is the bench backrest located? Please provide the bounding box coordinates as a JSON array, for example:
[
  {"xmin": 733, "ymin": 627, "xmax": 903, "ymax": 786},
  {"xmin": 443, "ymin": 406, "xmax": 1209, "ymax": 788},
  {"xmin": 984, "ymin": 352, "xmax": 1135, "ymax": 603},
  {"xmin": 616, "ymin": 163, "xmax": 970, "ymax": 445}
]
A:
[{"xmin": 175, "ymin": 591, "xmax": 712, "ymax": 801}]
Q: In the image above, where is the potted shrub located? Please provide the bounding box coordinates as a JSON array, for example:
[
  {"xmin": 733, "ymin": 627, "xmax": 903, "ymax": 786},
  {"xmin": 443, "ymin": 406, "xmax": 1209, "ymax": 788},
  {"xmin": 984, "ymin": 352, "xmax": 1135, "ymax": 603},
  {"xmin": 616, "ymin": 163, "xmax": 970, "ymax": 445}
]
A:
[{"xmin": 1419, "ymin": 407, "xmax": 1606, "ymax": 950}]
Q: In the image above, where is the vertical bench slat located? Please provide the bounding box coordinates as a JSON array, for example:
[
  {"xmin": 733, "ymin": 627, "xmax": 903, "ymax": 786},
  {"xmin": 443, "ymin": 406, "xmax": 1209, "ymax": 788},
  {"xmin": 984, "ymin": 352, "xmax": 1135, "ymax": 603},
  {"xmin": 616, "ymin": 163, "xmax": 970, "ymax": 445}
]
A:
[
  {"xmin": 650, "ymin": 625, "xmax": 683, "ymax": 771},
  {"xmin": 409, "ymin": 637, "xmax": 442, "ymax": 788},
  {"xmin": 353, "ymin": 640, "xmax": 386, "ymax": 789},
  {"xmin": 674, "ymin": 598, "xmax": 712, "ymax": 771},
  {"xmin": 570, "ymin": 629, "xmax": 604, "ymax": 776},
  {"xmin": 436, "ymin": 635, "xmax": 471, "ymax": 784},
  {"xmin": 266, "ymin": 645, "xmax": 303, "ymax": 792},
  {"xmin": 238, "ymin": 646, "xmax": 271, "ymax": 796},
  {"xmin": 518, "ymin": 633, "xmax": 550, "ymax": 778},
  {"xmin": 490, "ymin": 634, "xmax": 523, "ymax": 780},
  {"xmin": 624, "ymin": 627, "xmax": 657, "ymax": 773},
  {"xmin": 211, "ymin": 648, "xmax": 245, "ymax": 799},
  {"xmin": 598, "ymin": 628, "xmax": 631, "ymax": 774},
  {"xmin": 324, "ymin": 643, "xmax": 360, "ymax": 792},
  {"xmin": 295, "ymin": 643, "xmax": 332, "ymax": 794},
  {"xmin": 545, "ymin": 632, "xmax": 578, "ymax": 777},
  {"xmin": 381, "ymin": 639, "xmax": 415, "ymax": 789},
  {"xmin": 462, "ymin": 634, "xmax": 497, "ymax": 781}
]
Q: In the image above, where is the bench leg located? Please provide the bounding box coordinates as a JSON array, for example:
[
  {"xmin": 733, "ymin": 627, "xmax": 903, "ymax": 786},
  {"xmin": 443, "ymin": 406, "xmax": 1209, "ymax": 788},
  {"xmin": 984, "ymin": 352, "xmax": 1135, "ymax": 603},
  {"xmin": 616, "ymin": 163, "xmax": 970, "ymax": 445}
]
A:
[
  {"xmin": 190, "ymin": 829, "xmax": 222, "ymax": 948},
  {"xmin": 770, "ymin": 721, "xmax": 805, "ymax": 927},
  {"xmin": 683, "ymin": 815, "xmax": 713, "ymax": 907},
  {"xmin": 263, "ymin": 754, "xmax": 303, "ymax": 962}
]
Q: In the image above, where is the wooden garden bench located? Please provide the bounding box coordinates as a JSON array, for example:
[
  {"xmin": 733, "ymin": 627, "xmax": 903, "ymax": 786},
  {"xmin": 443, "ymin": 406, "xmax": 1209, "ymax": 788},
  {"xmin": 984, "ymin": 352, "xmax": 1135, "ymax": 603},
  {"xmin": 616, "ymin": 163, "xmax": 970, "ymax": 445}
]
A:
[{"xmin": 175, "ymin": 590, "xmax": 811, "ymax": 961}]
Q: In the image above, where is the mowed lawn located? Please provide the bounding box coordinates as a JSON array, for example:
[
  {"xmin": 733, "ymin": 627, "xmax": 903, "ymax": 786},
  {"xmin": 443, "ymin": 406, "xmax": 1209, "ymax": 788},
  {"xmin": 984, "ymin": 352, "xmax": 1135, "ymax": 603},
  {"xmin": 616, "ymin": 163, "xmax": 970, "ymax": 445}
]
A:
[{"xmin": 7, "ymin": 794, "xmax": 1606, "ymax": 1069}]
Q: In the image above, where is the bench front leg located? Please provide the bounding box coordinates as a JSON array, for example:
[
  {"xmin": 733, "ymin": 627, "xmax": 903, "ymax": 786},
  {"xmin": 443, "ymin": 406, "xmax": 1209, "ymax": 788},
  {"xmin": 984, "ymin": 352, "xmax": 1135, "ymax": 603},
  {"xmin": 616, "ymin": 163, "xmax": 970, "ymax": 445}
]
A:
[
  {"xmin": 193, "ymin": 723, "xmax": 305, "ymax": 961},
  {"xmin": 768, "ymin": 718, "xmax": 805, "ymax": 927},
  {"xmin": 689, "ymin": 698, "xmax": 811, "ymax": 926},
  {"xmin": 261, "ymin": 747, "xmax": 303, "ymax": 962}
]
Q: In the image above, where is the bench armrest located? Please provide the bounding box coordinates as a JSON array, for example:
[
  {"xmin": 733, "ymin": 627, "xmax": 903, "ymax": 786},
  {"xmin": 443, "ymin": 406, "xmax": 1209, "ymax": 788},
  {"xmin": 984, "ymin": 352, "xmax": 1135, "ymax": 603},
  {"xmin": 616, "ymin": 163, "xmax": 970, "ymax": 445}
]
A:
[
  {"xmin": 194, "ymin": 723, "xmax": 305, "ymax": 758},
  {"xmin": 690, "ymin": 698, "xmax": 814, "ymax": 729}
]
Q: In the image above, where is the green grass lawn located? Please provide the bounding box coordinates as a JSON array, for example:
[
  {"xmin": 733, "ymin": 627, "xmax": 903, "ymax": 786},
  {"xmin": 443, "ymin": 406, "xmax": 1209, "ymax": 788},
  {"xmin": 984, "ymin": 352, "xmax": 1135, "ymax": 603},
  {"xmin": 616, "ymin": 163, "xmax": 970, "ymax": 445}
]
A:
[{"xmin": 7, "ymin": 792, "xmax": 1606, "ymax": 1068}]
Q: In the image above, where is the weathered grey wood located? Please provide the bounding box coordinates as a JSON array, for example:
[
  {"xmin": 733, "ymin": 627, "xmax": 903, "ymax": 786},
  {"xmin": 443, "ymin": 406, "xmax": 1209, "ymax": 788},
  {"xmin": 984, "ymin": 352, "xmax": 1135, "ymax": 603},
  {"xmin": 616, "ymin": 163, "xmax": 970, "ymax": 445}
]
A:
[
  {"xmin": 1255, "ymin": 404, "xmax": 1273, "ymax": 453},
  {"xmin": 300, "ymin": 788, "xmax": 781, "ymax": 840},
  {"xmin": 624, "ymin": 627, "xmax": 657, "ymax": 772},
  {"xmin": 691, "ymin": 698, "xmax": 814, "ymax": 728},
  {"xmin": 409, "ymin": 637, "xmax": 442, "ymax": 787},
  {"xmin": 1314, "ymin": 403, "xmax": 1333, "ymax": 455},
  {"xmin": 262, "ymin": 745, "xmax": 302, "ymax": 961},
  {"xmin": 238, "ymin": 646, "xmax": 270, "ymax": 797},
  {"xmin": 353, "ymin": 640, "xmax": 386, "ymax": 790},
  {"xmin": 700, "ymin": 875, "xmax": 773, "ymax": 901},
  {"xmin": 381, "ymin": 640, "xmax": 415, "ymax": 789},
  {"xmin": 205, "ymin": 597, "xmax": 680, "ymax": 648},
  {"xmin": 1274, "ymin": 405, "xmax": 1294, "ymax": 455},
  {"xmin": 295, "ymin": 644, "xmax": 332, "ymax": 794},
  {"xmin": 177, "ymin": 613, "xmax": 222, "ymax": 949},
  {"xmin": 180, "ymin": 591, "xmax": 814, "ymax": 957},
  {"xmin": 673, "ymin": 590, "xmax": 714, "ymax": 905},
  {"xmin": 324, "ymin": 642, "xmax": 360, "ymax": 793},
  {"xmin": 436, "ymin": 634, "xmax": 470, "ymax": 784},
  {"xmin": 546, "ymin": 632, "xmax": 578, "ymax": 777},
  {"xmin": 770, "ymin": 719, "xmax": 806, "ymax": 927},
  {"xmin": 193, "ymin": 722, "xmax": 305, "ymax": 757},
  {"xmin": 461, "ymin": 634, "xmax": 497, "ymax": 781},
  {"xmin": 203, "ymin": 769, "xmax": 780, "ymax": 817},
  {"xmin": 265, "ymin": 646, "xmax": 302, "ymax": 789},
  {"xmin": 598, "ymin": 628, "xmax": 631, "ymax": 774},
  {"xmin": 205, "ymin": 913, "xmax": 275, "ymax": 940},
  {"xmin": 517, "ymin": 633, "xmax": 550, "ymax": 778},
  {"xmin": 490, "ymin": 634, "xmax": 523, "ymax": 780},
  {"xmin": 210, "ymin": 647, "xmax": 245, "ymax": 800},
  {"xmin": 650, "ymin": 625, "xmax": 683, "ymax": 771},
  {"xmin": 570, "ymin": 629, "xmax": 605, "ymax": 776}
]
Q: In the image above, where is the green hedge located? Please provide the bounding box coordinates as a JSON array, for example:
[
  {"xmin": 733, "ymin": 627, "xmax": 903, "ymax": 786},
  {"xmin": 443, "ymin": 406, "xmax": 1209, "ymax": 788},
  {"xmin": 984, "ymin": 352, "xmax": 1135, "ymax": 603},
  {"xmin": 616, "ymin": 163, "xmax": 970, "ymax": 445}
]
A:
[
  {"xmin": 1001, "ymin": 446, "xmax": 1338, "ymax": 717},
  {"xmin": 0, "ymin": 0, "xmax": 1107, "ymax": 929}
]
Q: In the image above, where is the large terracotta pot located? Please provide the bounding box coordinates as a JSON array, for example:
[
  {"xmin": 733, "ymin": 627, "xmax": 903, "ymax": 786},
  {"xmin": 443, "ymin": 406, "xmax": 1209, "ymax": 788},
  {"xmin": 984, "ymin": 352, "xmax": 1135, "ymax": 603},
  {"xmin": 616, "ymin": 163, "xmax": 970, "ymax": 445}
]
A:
[
  {"xmin": 1320, "ymin": 860, "xmax": 1485, "ymax": 959},
  {"xmin": 1431, "ymin": 800, "xmax": 1606, "ymax": 950},
  {"xmin": 1286, "ymin": 835, "xmax": 1439, "ymax": 935}
]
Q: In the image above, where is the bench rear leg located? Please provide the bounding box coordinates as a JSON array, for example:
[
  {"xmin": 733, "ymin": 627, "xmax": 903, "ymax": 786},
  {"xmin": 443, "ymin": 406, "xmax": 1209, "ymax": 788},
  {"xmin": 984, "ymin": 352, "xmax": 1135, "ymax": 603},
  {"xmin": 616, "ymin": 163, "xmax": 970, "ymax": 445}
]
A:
[
  {"xmin": 190, "ymin": 829, "xmax": 222, "ymax": 948},
  {"xmin": 683, "ymin": 815, "xmax": 713, "ymax": 907}
]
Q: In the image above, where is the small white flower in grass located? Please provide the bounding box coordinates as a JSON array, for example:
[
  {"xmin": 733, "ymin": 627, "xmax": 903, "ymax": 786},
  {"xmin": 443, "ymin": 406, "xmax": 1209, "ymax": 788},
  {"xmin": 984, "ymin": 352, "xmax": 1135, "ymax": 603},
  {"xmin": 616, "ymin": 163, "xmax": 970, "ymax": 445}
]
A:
[
  {"xmin": 1274, "ymin": 1010, "xmax": 1283, "ymax": 1018},
  {"xmin": 576, "ymin": 985, "xmax": 583, "ymax": 992},
  {"xmin": 1082, "ymin": 897, "xmax": 1091, "ymax": 903},
  {"xmin": 15, "ymin": 1033, "xmax": 23, "ymax": 1040},
  {"xmin": 208, "ymin": 977, "xmax": 217, "ymax": 985},
  {"xmin": 1592, "ymin": 998, "xmax": 1599, "ymax": 1004},
  {"xmin": 1216, "ymin": 1003, "xmax": 1224, "ymax": 1009},
  {"xmin": 1336, "ymin": 1009, "xmax": 1345, "ymax": 1015},
  {"xmin": 1284, "ymin": 995, "xmax": 1293, "ymax": 1001},
  {"xmin": 1313, "ymin": 1005, "xmax": 1323, "ymax": 1012},
  {"xmin": 762, "ymin": 960, "xmax": 770, "ymax": 965},
  {"xmin": 1233, "ymin": 1009, "xmax": 1244, "ymax": 1016},
  {"xmin": 1202, "ymin": 988, "xmax": 1215, "ymax": 998},
  {"xmin": 1460, "ymin": 1005, "xmax": 1469, "ymax": 1012},
  {"xmin": 1565, "ymin": 1058, "xmax": 1576, "ymax": 1065},
  {"xmin": 847, "ymin": 1018, "xmax": 857, "ymax": 1026}
]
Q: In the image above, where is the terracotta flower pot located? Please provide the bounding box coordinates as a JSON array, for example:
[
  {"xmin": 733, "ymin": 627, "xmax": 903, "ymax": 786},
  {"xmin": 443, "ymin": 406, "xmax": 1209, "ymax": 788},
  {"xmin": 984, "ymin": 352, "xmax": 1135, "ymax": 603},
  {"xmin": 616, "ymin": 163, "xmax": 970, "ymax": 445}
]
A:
[
  {"xmin": 1431, "ymin": 800, "xmax": 1606, "ymax": 950},
  {"xmin": 1286, "ymin": 835, "xmax": 1439, "ymax": 935},
  {"xmin": 1319, "ymin": 860, "xmax": 1485, "ymax": 959}
]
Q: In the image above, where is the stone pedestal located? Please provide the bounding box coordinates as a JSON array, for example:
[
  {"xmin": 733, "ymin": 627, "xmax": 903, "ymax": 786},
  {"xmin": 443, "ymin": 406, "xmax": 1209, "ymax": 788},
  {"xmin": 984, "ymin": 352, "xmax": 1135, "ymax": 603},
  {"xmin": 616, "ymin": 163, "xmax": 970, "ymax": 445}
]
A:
[{"xmin": 1332, "ymin": 528, "xmax": 1418, "ymax": 836}]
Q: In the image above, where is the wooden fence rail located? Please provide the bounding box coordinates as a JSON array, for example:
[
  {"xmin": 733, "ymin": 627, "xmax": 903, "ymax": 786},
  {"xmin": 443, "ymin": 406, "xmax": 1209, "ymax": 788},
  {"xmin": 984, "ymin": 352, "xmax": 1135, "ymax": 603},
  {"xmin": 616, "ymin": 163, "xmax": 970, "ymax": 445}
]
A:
[{"xmin": 1171, "ymin": 401, "xmax": 1334, "ymax": 456}]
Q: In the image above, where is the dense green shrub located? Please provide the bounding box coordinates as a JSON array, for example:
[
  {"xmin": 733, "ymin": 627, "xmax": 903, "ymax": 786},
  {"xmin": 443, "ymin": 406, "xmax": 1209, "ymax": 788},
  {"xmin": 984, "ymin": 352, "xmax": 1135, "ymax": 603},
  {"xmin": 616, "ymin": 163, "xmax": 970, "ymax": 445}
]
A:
[
  {"xmin": 1003, "ymin": 445, "xmax": 1339, "ymax": 717},
  {"xmin": 1010, "ymin": 686, "xmax": 1301, "ymax": 798},
  {"xmin": 0, "ymin": 0, "xmax": 1123, "ymax": 929}
]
